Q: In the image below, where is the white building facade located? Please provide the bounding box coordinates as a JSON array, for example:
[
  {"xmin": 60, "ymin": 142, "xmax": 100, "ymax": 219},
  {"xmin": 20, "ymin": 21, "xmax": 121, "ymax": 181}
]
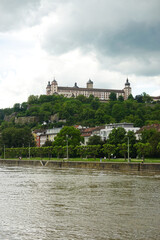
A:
[
  {"xmin": 100, "ymin": 123, "xmax": 140, "ymax": 141},
  {"xmin": 46, "ymin": 79, "xmax": 131, "ymax": 100}
]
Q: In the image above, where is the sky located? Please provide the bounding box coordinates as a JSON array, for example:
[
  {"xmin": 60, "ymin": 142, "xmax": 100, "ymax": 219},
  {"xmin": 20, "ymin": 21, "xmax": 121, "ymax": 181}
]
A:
[{"xmin": 0, "ymin": 0, "xmax": 160, "ymax": 108}]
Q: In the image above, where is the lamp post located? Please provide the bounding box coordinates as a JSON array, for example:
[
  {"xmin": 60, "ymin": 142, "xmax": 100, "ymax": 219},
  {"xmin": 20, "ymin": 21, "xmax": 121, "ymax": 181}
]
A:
[
  {"xmin": 66, "ymin": 135, "xmax": 68, "ymax": 159},
  {"xmin": 4, "ymin": 144, "xmax": 5, "ymax": 159},
  {"xmin": 128, "ymin": 137, "xmax": 130, "ymax": 162},
  {"xmin": 29, "ymin": 143, "xmax": 30, "ymax": 159}
]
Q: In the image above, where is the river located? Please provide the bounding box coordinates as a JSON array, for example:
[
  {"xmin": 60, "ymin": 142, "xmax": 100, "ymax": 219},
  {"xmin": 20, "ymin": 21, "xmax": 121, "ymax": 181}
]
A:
[{"xmin": 0, "ymin": 166, "xmax": 159, "ymax": 240}]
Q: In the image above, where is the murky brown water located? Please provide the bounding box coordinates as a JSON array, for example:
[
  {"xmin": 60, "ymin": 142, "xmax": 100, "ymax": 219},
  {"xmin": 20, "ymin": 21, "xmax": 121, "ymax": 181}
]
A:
[{"xmin": 0, "ymin": 166, "xmax": 159, "ymax": 240}]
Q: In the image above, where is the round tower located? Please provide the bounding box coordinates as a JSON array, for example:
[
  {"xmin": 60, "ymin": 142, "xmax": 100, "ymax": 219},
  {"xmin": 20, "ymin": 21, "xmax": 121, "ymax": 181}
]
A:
[{"xmin": 86, "ymin": 79, "xmax": 93, "ymax": 89}]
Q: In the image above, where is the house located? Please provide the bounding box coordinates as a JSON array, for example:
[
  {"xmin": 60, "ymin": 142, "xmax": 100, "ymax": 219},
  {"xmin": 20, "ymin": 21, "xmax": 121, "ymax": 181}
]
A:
[
  {"xmin": 33, "ymin": 127, "xmax": 62, "ymax": 147},
  {"xmin": 80, "ymin": 126, "xmax": 105, "ymax": 145},
  {"xmin": 100, "ymin": 123, "xmax": 140, "ymax": 141},
  {"xmin": 45, "ymin": 127, "xmax": 62, "ymax": 142}
]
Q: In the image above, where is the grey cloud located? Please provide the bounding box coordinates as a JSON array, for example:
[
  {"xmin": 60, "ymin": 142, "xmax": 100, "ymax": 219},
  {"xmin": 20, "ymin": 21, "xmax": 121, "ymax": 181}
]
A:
[
  {"xmin": 0, "ymin": 0, "xmax": 41, "ymax": 31},
  {"xmin": 41, "ymin": 0, "xmax": 160, "ymax": 76},
  {"xmin": 1, "ymin": 0, "xmax": 160, "ymax": 76}
]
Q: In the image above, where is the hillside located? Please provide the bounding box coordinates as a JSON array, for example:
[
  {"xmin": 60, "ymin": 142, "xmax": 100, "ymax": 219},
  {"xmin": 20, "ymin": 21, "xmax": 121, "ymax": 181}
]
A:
[{"xmin": 0, "ymin": 93, "xmax": 160, "ymax": 130}]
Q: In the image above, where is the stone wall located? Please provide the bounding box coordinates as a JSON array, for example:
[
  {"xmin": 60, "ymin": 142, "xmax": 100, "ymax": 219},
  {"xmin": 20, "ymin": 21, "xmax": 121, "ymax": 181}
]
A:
[
  {"xmin": 0, "ymin": 160, "xmax": 160, "ymax": 172},
  {"xmin": 15, "ymin": 116, "xmax": 39, "ymax": 124}
]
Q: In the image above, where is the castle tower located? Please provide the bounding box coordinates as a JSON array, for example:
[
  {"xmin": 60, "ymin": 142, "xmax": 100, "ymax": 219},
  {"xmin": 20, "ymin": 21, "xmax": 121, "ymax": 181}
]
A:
[
  {"xmin": 46, "ymin": 81, "xmax": 51, "ymax": 95},
  {"xmin": 87, "ymin": 79, "xmax": 93, "ymax": 89},
  {"xmin": 51, "ymin": 78, "xmax": 58, "ymax": 94},
  {"xmin": 124, "ymin": 78, "xmax": 131, "ymax": 100}
]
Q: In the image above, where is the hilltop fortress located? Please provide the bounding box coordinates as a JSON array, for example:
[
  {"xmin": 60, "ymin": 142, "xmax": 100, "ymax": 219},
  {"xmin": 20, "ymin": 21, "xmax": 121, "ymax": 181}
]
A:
[{"xmin": 46, "ymin": 78, "xmax": 131, "ymax": 100}]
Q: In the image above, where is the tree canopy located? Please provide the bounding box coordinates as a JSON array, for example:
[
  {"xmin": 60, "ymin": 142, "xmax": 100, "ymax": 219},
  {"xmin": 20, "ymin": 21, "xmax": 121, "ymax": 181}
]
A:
[{"xmin": 53, "ymin": 126, "xmax": 84, "ymax": 147}]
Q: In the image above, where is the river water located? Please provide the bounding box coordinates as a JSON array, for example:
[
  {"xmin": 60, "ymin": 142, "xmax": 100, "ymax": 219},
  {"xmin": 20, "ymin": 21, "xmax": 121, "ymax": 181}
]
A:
[{"xmin": 0, "ymin": 166, "xmax": 159, "ymax": 240}]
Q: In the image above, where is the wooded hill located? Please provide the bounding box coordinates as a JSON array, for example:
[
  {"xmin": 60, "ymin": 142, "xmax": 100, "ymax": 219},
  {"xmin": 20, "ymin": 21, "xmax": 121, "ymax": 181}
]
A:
[{"xmin": 0, "ymin": 93, "xmax": 160, "ymax": 130}]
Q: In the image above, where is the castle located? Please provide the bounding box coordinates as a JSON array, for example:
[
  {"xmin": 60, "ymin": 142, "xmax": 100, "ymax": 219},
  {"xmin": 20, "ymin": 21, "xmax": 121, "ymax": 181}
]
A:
[{"xmin": 46, "ymin": 78, "xmax": 131, "ymax": 100}]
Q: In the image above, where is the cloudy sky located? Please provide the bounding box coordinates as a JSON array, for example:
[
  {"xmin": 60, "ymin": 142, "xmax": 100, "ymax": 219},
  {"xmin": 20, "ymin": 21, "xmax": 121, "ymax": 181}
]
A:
[{"xmin": 0, "ymin": 0, "xmax": 160, "ymax": 108}]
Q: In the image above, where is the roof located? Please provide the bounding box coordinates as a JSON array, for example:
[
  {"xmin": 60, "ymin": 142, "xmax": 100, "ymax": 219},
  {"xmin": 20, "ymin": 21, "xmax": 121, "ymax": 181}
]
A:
[
  {"xmin": 151, "ymin": 96, "xmax": 160, "ymax": 100},
  {"xmin": 87, "ymin": 79, "xmax": 93, "ymax": 84},
  {"xmin": 125, "ymin": 78, "xmax": 130, "ymax": 86},
  {"xmin": 81, "ymin": 126, "xmax": 105, "ymax": 134},
  {"xmin": 137, "ymin": 124, "xmax": 160, "ymax": 133},
  {"xmin": 58, "ymin": 86, "xmax": 124, "ymax": 93},
  {"xmin": 81, "ymin": 133, "xmax": 92, "ymax": 137}
]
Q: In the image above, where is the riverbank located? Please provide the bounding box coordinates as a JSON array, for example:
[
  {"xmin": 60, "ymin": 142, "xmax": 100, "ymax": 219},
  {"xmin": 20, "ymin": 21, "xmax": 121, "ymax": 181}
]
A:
[{"xmin": 0, "ymin": 159, "xmax": 160, "ymax": 172}]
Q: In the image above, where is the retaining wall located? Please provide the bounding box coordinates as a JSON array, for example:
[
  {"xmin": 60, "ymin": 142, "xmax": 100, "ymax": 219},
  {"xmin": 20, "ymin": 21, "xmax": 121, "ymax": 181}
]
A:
[{"xmin": 0, "ymin": 159, "xmax": 160, "ymax": 172}]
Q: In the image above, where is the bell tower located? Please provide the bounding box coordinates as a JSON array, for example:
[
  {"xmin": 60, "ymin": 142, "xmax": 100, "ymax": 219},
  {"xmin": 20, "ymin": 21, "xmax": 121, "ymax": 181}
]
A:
[
  {"xmin": 124, "ymin": 78, "xmax": 131, "ymax": 100},
  {"xmin": 51, "ymin": 78, "xmax": 58, "ymax": 94},
  {"xmin": 46, "ymin": 81, "xmax": 51, "ymax": 95}
]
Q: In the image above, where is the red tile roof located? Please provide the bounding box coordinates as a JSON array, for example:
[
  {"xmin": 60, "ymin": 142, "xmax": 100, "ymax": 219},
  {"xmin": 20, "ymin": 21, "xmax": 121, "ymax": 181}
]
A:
[{"xmin": 137, "ymin": 124, "xmax": 160, "ymax": 133}]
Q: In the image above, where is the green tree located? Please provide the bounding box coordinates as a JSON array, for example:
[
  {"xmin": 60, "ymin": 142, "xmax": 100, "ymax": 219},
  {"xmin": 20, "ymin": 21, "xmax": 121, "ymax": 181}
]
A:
[
  {"xmin": 28, "ymin": 95, "xmax": 39, "ymax": 104},
  {"xmin": 109, "ymin": 92, "xmax": 117, "ymax": 101},
  {"xmin": 76, "ymin": 146, "xmax": 86, "ymax": 158},
  {"xmin": 42, "ymin": 140, "xmax": 53, "ymax": 147},
  {"xmin": 1, "ymin": 127, "xmax": 35, "ymax": 148},
  {"xmin": 112, "ymin": 103, "xmax": 126, "ymax": 122},
  {"xmin": 157, "ymin": 142, "xmax": 160, "ymax": 152},
  {"xmin": 141, "ymin": 129, "xmax": 160, "ymax": 157},
  {"xmin": 21, "ymin": 102, "xmax": 28, "ymax": 112},
  {"xmin": 103, "ymin": 144, "xmax": 116, "ymax": 160},
  {"xmin": 76, "ymin": 95, "xmax": 88, "ymax": 103},
  {"xmin": 87, "ymin": 135, "xmax": 104, "ymax": 146},
  {"xmin": 53, "ymin": 126, "xmax": 83, "ymax": 147},
  {"xmin": 142, "ymin": 92, "xmax": 152, "ymax": 103},
  {"xmin": 134, "ymin": 142, "xmax": 152, "ymax": 161},
  {"xmin": 91, "ymin": 99, "xmax": 100, "ymax": 110},
  {"xmin": 118, "ymin": 143, "xmax": 128, "ymax": 161},
  {"xmin": 135, "ymin": 95, "xmax": 143, "ymax": 103},
  {"xmin": 128, "ymin": 94, "xmax": 134, "ymax": 100},
  {"xmin": 13, "ymin": 103, "xmax": 21, "ymax": 112},
  {"xmin": 53, "ymin": 146, "xmax": 64, "ymax": 158},
  {"xmin": 118, "ymin": 95, "xmax": 124, "ymax": 102},
  {"xmin": 108, "ymin": 127, "xmax": 126, "ymax": 146},
  {"xmin": 85, "ymin": 145, "xmax": 101, "ymax": 159}
]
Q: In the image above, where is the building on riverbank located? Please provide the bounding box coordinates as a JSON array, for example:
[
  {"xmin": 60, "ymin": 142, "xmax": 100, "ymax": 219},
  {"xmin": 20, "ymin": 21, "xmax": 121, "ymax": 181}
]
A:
[
  {"xmin": 100, "ymin": 123, "xmax": 140, "ymax": 141},
  {"xmin": 33, "ymin": 123, "xmax": 139, "ymax": 147},
  {"xmin": 79, "ymin": 126, "xmax": 105, "ymax": 145},
  {"xmin": 33, "ymin": 127, "xmax": 62, "ymax": 147}
]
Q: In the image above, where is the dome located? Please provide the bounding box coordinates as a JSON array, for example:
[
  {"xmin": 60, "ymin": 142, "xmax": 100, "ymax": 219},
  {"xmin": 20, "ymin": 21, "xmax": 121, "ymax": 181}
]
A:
[
  {"xmin": 125, "ymin": 78, "xmax": 130, "ymax": 86},
  {"xmin": 73, "ymin": 82, "xmax": 79, "ymax": 88},
  {"xmin": 87, "ymin": 79, "xmax": 93, "ymax": 84},
  {"xmin": 47, "ymin": 81, "xmax": 51, "ymax": 87},
  {"xmin": 52, "ymin": 78, "xmax": 57, "ymax": 85}
]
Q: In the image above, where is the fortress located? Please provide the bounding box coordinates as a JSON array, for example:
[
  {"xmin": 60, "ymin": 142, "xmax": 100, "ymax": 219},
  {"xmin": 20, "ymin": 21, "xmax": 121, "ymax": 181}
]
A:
[{"xmin": 46, "ymin": 78, "xmax": 131, "ymax": 100}]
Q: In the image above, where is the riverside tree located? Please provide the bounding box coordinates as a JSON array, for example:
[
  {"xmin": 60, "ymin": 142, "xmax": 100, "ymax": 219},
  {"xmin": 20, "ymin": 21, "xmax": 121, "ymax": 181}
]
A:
[
  {"xmin": 134, "ymin": 142, "xmax": 152, "ymax": 161},
  {"xmin": 118, "ymin": 143, "xmax": 128, "ymax": 161},
  {"xmin": 103, "ymin": 144, "xmax": 116, "ymax": 160},
  {"xmin": 53, "ymin": 126, "xmax": 84, "ymax": 147},
  {"xmin": 1, "ymin": 127, "xmax": 35, "ymax": 148}
]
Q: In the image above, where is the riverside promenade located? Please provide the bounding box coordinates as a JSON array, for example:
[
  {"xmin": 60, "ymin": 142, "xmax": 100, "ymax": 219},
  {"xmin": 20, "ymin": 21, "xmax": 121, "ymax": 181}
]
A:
[{"xmin": 0, "ymin": 159, "xmax": 160, "ymax": 172}]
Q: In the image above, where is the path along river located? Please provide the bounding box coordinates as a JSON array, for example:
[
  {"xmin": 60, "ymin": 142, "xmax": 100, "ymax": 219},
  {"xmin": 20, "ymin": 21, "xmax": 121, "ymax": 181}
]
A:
[{"xmin": 0, "ymin": 166, "xmax": 159, "ymax": 240}]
